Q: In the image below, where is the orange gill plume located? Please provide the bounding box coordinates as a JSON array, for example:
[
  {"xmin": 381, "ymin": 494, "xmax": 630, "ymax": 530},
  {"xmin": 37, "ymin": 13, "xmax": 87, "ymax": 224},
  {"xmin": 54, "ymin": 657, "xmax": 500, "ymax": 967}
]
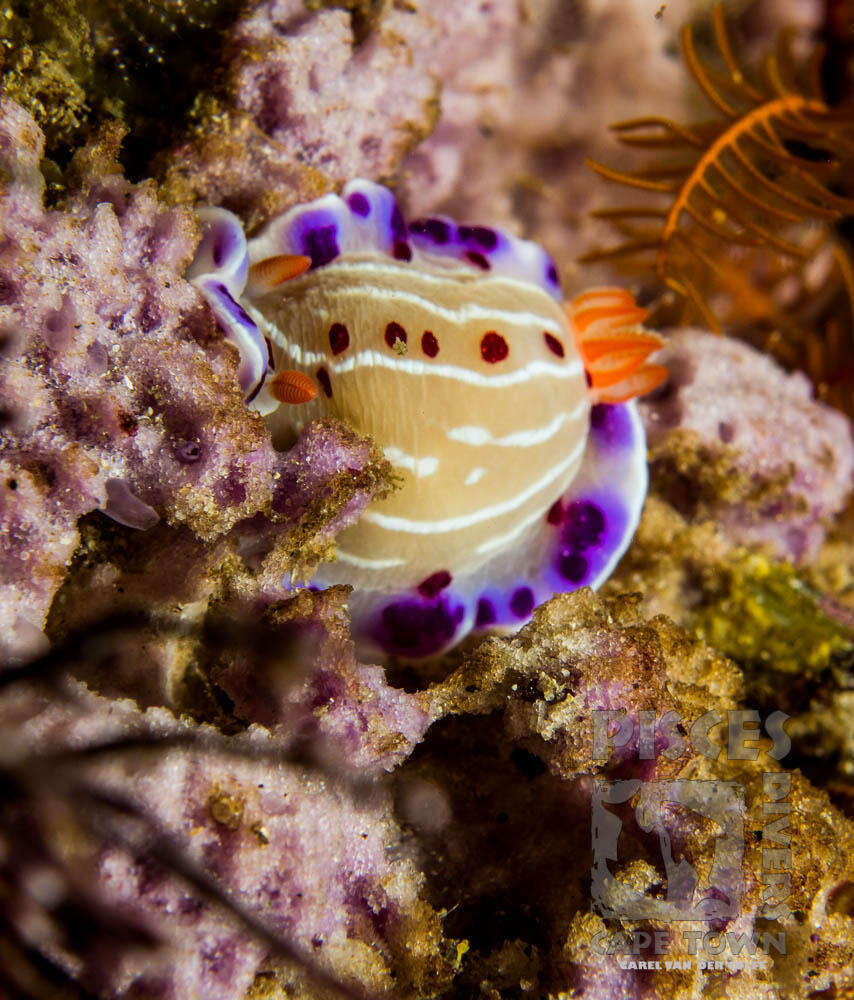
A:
[{"xmin": 566, "ymin": 288, "xmax": 667, "ymax": 404}]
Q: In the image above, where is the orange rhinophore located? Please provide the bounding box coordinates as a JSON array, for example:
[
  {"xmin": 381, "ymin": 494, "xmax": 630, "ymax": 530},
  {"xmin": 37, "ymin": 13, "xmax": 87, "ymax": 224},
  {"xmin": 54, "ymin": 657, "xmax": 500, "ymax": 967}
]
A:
[
  {"xmin": 247, "ymin": 254, "xmax": 312, "ymax": 294},
  {"xmin": 566, "ymin": 288, "xmax": 668, "ymax": 404},
  {"xmin": 269, "ymin": 369, "xmax": 318, "ymax": 404}
]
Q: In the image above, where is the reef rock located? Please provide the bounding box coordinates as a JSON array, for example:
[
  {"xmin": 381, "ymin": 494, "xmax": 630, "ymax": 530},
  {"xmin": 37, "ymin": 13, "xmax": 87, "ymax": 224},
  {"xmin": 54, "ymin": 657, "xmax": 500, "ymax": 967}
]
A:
[
  {"xmin": 410, "ymin": 590, "xmax": 854, "ymax": 999},
  {"xmin": 4, "ymin": 582, "xmax": 854, "ymax": 999},
  {"xmin": 0, "ymin": 681, "xmax": 455, "ymax": 1000},
  {"xmin": 161, "ymin": 0, "xmax": 445, "ymax": 227},
  {"xmin": 0, "ymin": 98, "xmax": 391, "ymax": 664},
  {"xmin": 160, "ymin": 0, "xmax": 696, "ymax": 253},
  {"xmin": 639, "ymin": 330, "xmax": 854, "ymax": 562}
]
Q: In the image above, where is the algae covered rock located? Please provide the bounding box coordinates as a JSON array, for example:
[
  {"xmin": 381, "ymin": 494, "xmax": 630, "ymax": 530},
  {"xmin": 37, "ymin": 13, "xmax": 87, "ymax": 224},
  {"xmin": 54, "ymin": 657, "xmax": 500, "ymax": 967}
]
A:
[
  {"xmin": 0, "ymin": 0, "xmax": 248, "ymax": 184},
  {"xmin": 392, "ymin": 590, "xmax": 854, "ymax": 999},
  {"xmin": 0, "ymin": 681, "xmax": 458, "ymax": 1000},
  {"xmin": 0, "ymin": 98, "xmax": 393, "ymax": 662},
  {"xmin": 639, "ymin": 330, "xmax": 854, "ymax": 563}
]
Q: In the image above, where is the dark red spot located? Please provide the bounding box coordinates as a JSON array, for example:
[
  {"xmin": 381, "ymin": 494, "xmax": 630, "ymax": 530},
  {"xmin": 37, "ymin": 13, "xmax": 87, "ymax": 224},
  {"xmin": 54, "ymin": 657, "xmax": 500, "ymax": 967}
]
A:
[
  {"xmin": 546, "ymin": 500, "xmax": 563, "ymax": 525},
  {"xmin": 510, "ymin": 586, "xmax": 534, "ymax": 619},
  {"xmin": 585, "ymin": 369, "xmax": 593, "ymax": 388},
  {"xmin": 418, "ymin": 570, "xmax": 452, "ymax": 599},
  {"xmin": 465, "ymin": 250, "xmax": 490, "ymax": 270},
  {"xmin": 385, "ymin": 321, "xmax": 407, "ymax": 349},
  {"xmin": 480, "ymin": 331, "xmax": 508, "ymax": 363},
  {"xmin": 544, "ymin": 332, "xmax": 565, "ymax": 357},
  {"xmin": 316, "ymin": 366, "xmax": 332, "ymax": 397},
  {"xmin": 393, "ymin": 241, "xmax": 412, "ymax": 261},
  {"xmin": 421, "ymin": 331, "xmax": 439, "ymax": 357},
  {"xmin": 329, "ymin": 322, "xmax": 350, "ymax": 355}
]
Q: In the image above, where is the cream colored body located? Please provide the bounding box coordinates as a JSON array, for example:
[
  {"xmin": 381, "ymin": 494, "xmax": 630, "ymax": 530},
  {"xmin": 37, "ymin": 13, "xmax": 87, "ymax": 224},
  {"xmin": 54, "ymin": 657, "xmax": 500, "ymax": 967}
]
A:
[{"xmin": 247, "ymin": 254, "xmax": 590, "ymax": 589}]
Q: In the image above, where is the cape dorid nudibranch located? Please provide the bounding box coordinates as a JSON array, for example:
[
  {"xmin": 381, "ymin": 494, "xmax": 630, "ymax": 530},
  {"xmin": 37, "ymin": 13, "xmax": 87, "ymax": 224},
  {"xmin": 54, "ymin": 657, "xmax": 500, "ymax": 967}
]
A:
[{"xmin": 188, "ymin": 180, "xmax": 666, "ymax": 659}]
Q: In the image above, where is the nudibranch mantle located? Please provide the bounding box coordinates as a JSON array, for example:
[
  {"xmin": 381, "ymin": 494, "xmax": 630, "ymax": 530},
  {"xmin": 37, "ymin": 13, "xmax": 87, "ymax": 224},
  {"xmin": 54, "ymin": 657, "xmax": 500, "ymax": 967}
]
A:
[{"xmin": 189, "ymin": 180, "xmax": 666, "ymax": 658}]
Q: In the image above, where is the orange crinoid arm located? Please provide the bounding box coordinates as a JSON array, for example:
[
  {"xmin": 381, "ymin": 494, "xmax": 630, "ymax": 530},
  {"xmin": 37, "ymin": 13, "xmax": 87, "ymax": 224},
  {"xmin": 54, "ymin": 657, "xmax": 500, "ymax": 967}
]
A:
[{"xmin": 565, "ymin": 287, "xmax": 667, "ymax": 404}]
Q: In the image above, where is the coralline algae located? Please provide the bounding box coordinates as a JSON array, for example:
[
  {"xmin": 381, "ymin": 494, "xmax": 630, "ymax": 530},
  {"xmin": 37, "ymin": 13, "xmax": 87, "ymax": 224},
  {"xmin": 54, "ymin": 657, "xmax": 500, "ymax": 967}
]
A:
[
  {"xmin": 0, "ymin": 99, "xmax": 392, "ymax": 663},
  {"xmin": 640, "ymin": 330, "xmax": 854, "ymax": 562}
]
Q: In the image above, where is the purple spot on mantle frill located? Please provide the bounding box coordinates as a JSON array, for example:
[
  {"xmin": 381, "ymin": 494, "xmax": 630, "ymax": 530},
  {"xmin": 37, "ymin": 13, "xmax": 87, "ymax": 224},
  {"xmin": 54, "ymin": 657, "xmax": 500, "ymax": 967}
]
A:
[
  {"xmin": 590, "ymin": 404, "xmax": 634, "ymax": 450},
  {"xmin": 372, "ymin": 596, "xmax": 465, "ymax": 658}
]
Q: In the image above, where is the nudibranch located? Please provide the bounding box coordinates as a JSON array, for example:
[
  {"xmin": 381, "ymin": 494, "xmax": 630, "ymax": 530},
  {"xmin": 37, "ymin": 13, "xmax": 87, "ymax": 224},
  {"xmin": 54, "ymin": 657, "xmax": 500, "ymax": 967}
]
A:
[{"xmin": 188, "ymin": 180, "xmax": 666, "ymax": 658}]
